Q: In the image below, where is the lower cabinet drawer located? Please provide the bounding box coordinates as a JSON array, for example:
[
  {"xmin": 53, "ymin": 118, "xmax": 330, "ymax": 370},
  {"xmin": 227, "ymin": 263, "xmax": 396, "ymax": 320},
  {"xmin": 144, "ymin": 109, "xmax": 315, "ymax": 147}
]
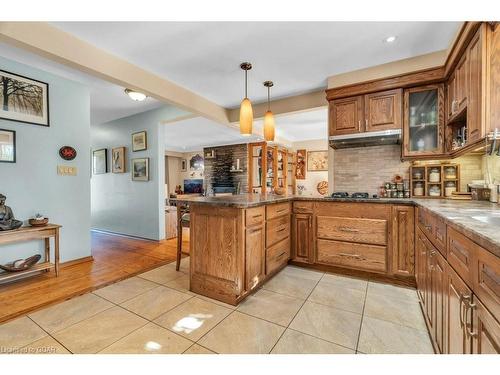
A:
[
  {"xmin": 473, "ymin": 245, "xmax": 500, "ymax": 321},
  {"xmin": 316, "ymin": 239, "xmax": 387, "ymax": 273},
  {"xmin": 266, "ymin": 215, "xmax": 290, "ymax": 247},
  {"xmin": 447, "ymin": 226, "xmax": 475, "ymax": 286},
  {"xmin": 316, "ymin": 216, "xmax": 387, "ymax": 245},
  {"xmin": 266, "ymin": 237, "xmax": 290, "ymax": 275}
]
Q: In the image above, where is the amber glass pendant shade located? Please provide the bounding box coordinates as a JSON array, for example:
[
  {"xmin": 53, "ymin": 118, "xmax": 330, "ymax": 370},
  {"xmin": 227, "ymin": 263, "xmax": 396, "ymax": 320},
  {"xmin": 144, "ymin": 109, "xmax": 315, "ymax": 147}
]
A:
[
  {"xmin": 263, "ymin": 110, "xmax": 275, "ymax": 141},
  {"xmin": 239, "ymin": 97, "xmax": 253, "ymax": 136}
]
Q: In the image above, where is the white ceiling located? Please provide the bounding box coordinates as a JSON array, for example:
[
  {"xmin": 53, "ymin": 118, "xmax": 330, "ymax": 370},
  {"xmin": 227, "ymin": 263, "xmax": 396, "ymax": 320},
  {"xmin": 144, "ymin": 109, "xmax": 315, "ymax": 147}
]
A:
[
  {"xmin": 0, "ymin": 42, "xmax": 164, "ymax": 125},
  {"xmin": 52, "ymin": 22, "xmax": 461, "ymax": 108},
  {"xmin": 164, "ymin": 108, "xmax": 327, "ymax": 152}
]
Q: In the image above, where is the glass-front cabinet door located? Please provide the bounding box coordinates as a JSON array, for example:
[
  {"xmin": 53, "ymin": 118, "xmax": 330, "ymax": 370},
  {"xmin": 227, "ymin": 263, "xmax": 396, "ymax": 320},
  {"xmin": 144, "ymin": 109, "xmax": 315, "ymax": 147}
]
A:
[{"xmin": 403, "ymin": 84, "xmax": 445, "ymax": 158}]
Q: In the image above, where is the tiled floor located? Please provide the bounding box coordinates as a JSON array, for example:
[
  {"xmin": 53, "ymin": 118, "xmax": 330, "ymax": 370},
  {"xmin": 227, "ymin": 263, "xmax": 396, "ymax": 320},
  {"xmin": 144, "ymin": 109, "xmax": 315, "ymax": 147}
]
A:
[{"xmin": 0, "ymin": 259, "xmax": 434, "ymax": 354}]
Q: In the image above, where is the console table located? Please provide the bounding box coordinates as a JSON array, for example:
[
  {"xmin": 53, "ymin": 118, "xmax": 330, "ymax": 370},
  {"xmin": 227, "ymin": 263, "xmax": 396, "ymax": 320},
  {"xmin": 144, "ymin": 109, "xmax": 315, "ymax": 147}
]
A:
[{"xmin": 0, "ymin": 224, "xmax": 61, "ymax": 283}]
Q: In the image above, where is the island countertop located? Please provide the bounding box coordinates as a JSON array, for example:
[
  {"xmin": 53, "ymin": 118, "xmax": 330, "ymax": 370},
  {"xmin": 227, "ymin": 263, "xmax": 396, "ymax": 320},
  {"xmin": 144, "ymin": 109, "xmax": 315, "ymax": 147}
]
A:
[{"xmin": 174, "ymin": 193, "xmax": 500, "ymax": 257}]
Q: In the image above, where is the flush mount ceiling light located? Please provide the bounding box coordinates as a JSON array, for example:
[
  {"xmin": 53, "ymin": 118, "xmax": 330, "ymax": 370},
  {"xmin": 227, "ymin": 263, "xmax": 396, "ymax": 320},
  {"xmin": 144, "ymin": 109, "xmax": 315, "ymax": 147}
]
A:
[
  {"xmin": 124, "ymin": 88, "xmax": 147, "ymax": 101},
  {"xmin": 263, "ymin": 80, "xmax": 275, "ymax": 142},
  {"xmin": 239, "ymin": 62, "xmax": 253, "ymax": 136},
  {"xmin": 384, "ymin": 36, "xmax": 397, "ymax": 43}
]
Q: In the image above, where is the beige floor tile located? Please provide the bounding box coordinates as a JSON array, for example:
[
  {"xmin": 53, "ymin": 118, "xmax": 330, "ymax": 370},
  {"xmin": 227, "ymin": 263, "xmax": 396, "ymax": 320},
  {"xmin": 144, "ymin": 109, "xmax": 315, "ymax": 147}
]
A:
[
  {"xmin": 358, "ymin": 316, "xmax": 434, "ymax": 354},
  {"xmin": 198, "ymin": 311, "xmax": 284, "ymax": 354},
  {"xmin": 99, "ymin": 322, "xmax": 192, "ymax": 354},
  {"xmin": 271, "ymin": 329, "xmax": 354, "ymax": 354},
  {"xmin": 367, "ymin": 281, "xmax": 418, "ymax": 302},
  {"xmin": 93, "ymin": 277, "xmax": 158, "ymax": 304},
  {"xmin": 155, "ymin": 297, "xmax": 232, "ymax": 341},
  {"xmin": 121, "ymin": 286, "xmax": 192, "ymax": 320},
  {"xmin": 18, "ymin": 336, "xmax": 70, "ymax": 354},
  {"xmin": 289, "ymin": 301, "xmax": 362, "ymax": 349},
  {"xmin": 184, "ymin": 343, "xmax": 216, "ymax": 354},
  {"xmin": 281, "ymin": 266, "xmax": 324, "ymax": 281},
  {"xmin": 321, "ymin": 273, "xmax": 368, "ymax": 291},
  {"xmin": 308, "ymin": 281, "xmax": 366, "ymax": 314},
  {"xmin": 29, "ymin": 293, "xmax": 113, "ymax": 334},
  {"xmin": 0, "ymin": 316, "xmax": 47, "ymax": 351},
  {"xmin": 165, "ymin": 274, "xmax": 194, "ymax": 295},
  {"xmin": 237, "ymin": 289, "xmax": 303, "ymax": 326},
  {"xmin": 138, "ymin": 264, "xmax": 186, "ymax": 285},
  {"xmin": 196, "ymin": 294, "xmax": 238, "ymax": 310},
  {"xmin": 165, "ymin": 257, "xmax": 190, "ymax": 274},
  {"xmin": 262, "ymin": 270, "xmax": 319, "ymax": 299},
  {"xmin": 364, "ymin": 292, "xmax": 426, "ymax": 331},
  {"xmin": 53, "ymin": 306, "xmax": 148, "ymax": 354}
]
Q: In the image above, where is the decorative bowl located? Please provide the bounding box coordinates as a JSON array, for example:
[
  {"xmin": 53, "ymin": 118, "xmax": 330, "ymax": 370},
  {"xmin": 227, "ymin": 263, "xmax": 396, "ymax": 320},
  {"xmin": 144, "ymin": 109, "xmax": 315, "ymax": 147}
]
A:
[{"xmin": 29, "ymin": 218, "xmax": 49, "ymax": 227}]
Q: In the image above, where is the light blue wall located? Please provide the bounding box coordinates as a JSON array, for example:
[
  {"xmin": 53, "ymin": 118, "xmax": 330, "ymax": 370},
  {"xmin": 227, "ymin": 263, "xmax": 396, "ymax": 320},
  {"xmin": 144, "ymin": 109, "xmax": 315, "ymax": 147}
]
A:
[
  {"xmin": 0, "ymin": 56, "xmax": 91, "ymax": 264},
  {"xmin": 91, "ymin": 105, "xmax": 189, "ymax": 240}
]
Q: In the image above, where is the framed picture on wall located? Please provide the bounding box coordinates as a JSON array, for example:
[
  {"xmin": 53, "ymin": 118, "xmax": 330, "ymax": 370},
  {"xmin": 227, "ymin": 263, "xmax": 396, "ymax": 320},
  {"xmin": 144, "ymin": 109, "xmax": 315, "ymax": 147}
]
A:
[
  {"xmin": 189, "ymin": 153, "xmax": 204, "ymax": 171},
  {"xmin": 0, "ymin": 129, "xmax": 16, "ymax": 163},
  {"xmin": 132, "ymin": 157, "xmax": 149, "ymax": 181},
  {"xmin": 180, "ymin": 158, "xmax": 187, "ymax": 172},
  {"xmin": 92, "ymin": 148, "xmax": 108, "ymax": 174},
  {"xmin": 0, "ymin": 69, "xmax": 49, "ymax": 127},
  {"xmin": 132, "ymin": 130, "xmax": 147, "ymax": 151},
  {"xmin": 295, "ymin": 149, "xmax": 306, "ymax": 180},
  {"xmin": 307, "ymin": 150, "xmax": 328, "ymax": 171},
  {"xmin": 112, "ymin": 147, "xmax": 126, "ymax": 173}
]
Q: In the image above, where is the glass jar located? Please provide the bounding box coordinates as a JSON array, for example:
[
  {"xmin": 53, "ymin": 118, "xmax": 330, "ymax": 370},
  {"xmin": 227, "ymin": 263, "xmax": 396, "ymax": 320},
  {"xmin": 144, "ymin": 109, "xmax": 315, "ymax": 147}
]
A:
[
  {"xmin": 413, "ymin": 182, "xmax": 424, "ymax": 196},
  {"xmin": 445, "ymin": 181, "xmax": 456, "ymax": 197},
  {"xmin": 413, "ymin": 171, "xmax": 423, "ymax": 180},
  {"xmin": 429, "ymin": 168, "xmax": 440, "ymax": 183},
  {"xmin": 429, "ymin": 184, "xmax": 441, "ymax": 197},
  {"xmin": 444, "ymin": 166, "xmax": 457, "ymax": 180}
]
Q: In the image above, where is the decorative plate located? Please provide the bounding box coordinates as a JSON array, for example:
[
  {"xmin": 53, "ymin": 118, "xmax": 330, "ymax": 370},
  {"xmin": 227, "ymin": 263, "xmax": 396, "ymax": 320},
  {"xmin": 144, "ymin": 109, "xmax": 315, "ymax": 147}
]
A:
[
  {"xmin": 59, "ymin": 146, "xmax": 77, "ymax": 160},
  {"xmin": 317, "ymin": 181, "xmax": 328, "ymax": 195}
]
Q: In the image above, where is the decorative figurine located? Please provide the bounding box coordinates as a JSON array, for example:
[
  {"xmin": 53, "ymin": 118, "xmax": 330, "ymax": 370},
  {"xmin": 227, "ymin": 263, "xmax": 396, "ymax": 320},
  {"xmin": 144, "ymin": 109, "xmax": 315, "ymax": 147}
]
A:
[{"xmin": 0, "ymin": 194, "xmax": 23, "ymax": 231}]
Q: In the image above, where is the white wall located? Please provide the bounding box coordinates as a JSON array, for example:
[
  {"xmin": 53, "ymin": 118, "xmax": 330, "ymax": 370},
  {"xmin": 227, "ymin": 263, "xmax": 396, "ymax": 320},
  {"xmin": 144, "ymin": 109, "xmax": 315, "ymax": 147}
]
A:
[
  {"xmin": 0, "ymin": 56, "xmax": 91, "ymax": 263},
  {"xmin": 291, "ymin": 139, "xmax": 329, "ymax": 197},
  {"xmin": 91, "ymin": 106, "xmax": 189, "ymax": 240}
]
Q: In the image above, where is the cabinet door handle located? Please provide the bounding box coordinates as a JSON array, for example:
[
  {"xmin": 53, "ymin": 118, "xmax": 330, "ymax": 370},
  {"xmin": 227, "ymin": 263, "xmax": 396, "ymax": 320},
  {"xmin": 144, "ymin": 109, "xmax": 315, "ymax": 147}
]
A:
[
  {"xmin": 358, "ymin": 120, "xmax": 361, "ymax": 129},
  {"xmin": 338, "ymin": 252, "xmax": 360, "ymax": 258},
  {"xmin": 464, "ymin": 299, "xmax": 477, "ymax": 338},
  {"xmin": 277, "ymin": 226, "xmax": 287, "ymax": 233},
  {"xmin": 339, "ymin": 227, "xmax": 359, "ymax": 233},
  {"xmin": 252, "ymin": 214, "xmax": 263, "ymax": 219},
  {"xmin": 459, "ymin": 294, "xmax": 469, "ymax": 329},
  {"xmin": 365, "ymin": 119, "xmax": 368, "ymax": 130},
  {"xmin": 308, "ymin": 216, "xmax": 312, "ymax": 228}
]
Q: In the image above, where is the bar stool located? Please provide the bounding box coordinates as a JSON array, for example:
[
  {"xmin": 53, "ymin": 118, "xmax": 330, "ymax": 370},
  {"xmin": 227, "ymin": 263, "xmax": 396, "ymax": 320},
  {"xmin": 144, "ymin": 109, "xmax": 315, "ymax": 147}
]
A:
[{"xmin": 176, "ymin": 204, "xmax": 190, "ymax": 271}]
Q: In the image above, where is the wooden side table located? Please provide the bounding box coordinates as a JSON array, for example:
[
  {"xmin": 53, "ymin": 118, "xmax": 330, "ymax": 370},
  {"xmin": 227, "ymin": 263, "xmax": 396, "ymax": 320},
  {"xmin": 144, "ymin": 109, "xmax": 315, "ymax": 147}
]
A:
[{"xmin": 0, "ymin": 224, "xmax": 61, "ymax": 283}]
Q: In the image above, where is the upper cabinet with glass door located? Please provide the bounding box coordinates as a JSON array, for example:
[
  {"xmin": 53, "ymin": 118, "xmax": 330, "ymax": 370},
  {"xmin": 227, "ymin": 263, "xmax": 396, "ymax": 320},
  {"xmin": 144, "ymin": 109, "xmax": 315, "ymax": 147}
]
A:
[{"xmin": 402, "ymin": 84, "xmax": 445, "ymax": 158}]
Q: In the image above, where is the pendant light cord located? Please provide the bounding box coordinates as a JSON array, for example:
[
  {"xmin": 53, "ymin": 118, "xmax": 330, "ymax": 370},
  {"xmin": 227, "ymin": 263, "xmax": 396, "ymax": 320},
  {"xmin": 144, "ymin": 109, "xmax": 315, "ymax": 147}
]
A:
[
  {"xmin": 267, "ymin": 86, "xmax": 270, "ymax": 111},
  {"xmin": 245, "ymin": 69, "xmax": 248, "ymax": 99}
]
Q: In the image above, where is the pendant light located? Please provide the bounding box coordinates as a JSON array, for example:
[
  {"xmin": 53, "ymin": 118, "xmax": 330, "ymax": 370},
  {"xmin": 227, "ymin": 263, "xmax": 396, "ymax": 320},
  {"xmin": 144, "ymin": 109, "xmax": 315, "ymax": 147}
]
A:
[
  {"xmin": 263, "ymin": 81, "xmax": 275, "ymax": 142},
  {"xmin": 239, "ymin": 62, "xmax": 253, "ymax": 136}
]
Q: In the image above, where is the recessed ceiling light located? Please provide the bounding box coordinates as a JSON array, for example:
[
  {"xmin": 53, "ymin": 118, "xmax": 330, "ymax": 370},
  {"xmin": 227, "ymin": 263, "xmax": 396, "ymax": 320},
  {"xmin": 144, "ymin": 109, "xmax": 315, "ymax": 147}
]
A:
[
  {"xmin": 384, "ymin": 36, "xmax": 397, "ymax": 43},
  {"xmin": 124, "ymin": 88, "xmax": 147, "ymax": 101}
]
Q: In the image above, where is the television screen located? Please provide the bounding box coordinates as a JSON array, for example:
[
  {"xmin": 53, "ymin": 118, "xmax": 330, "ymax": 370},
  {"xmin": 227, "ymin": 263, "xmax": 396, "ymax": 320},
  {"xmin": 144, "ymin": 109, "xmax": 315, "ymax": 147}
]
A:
[{"xmin": 184, "ymin": 179, "xmax": 203, "ymax": 194}]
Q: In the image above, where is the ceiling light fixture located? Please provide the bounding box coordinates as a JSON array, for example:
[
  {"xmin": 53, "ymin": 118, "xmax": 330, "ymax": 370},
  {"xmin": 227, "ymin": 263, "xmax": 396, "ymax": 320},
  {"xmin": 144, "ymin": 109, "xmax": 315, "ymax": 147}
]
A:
[
  {"xmin": 125, "ymin": 88, "xmax": 147, "ymax": 101},
  {"xmin": 384, "ymin": 36, "xmax": 397, "ymax": 43},
  {"xmin": 263, "ymin": 81, "xmax": 275, "ymax": 142},
  {"xmin": 239, "ymin": 62, "xmax": 253, "ymax": 136}
]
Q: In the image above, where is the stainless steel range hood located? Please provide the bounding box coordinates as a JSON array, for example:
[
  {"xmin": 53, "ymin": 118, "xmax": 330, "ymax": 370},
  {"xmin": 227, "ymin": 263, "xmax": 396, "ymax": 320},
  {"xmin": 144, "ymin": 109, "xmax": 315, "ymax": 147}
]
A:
[{"xmin": 329, "ymin": 129, "xmax": 401, "ymax": 149}]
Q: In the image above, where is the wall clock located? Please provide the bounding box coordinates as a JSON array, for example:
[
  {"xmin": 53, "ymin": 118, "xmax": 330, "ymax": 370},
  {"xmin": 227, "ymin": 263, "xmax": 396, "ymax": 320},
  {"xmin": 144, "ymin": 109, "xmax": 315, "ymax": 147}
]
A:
[{"xmin": 59, "ymin": 146, "xmax": 77, "ymax": 161}]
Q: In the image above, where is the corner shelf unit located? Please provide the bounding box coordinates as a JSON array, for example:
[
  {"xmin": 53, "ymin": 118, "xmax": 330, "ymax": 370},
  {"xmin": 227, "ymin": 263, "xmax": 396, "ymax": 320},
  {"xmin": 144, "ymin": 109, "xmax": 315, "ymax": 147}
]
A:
[{"xmin": 410, "ymin": 163, "xmax": 460, "ymax": 198}]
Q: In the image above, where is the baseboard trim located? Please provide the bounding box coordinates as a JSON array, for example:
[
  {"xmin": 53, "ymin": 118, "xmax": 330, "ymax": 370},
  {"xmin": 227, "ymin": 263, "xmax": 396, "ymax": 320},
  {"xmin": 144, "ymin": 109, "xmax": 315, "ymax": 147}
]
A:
[
  {"xmin": 91, "ymin": 229, "xmax": 159, "ymax": 242},
  {"xmin": 61, "ymin": 256, "xmax": 94, "ymax": 268}
]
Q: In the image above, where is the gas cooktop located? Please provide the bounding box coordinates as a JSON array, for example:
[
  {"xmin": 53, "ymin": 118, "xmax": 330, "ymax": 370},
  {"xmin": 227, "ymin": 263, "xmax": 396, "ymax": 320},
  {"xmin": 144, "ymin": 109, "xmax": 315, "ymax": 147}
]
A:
[{"xmin": 329, "ymin": 192, "xmax": 378, "ymax": 199}]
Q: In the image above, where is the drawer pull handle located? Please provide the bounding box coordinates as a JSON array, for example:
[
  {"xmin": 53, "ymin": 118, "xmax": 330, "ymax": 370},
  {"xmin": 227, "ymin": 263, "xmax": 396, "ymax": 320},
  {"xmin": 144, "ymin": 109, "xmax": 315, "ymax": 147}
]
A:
[
  {"xmin": 338, "ymin": 252, "xmax": 361, "ymax": 258},
  {"xmin": 278, "ymin": 251, "xmax": 287, "ymax": 258},
  {"xmin": 277, "ymin": 227, "xmax": 287, "ymax": 233},
  {"xmin": 339, "ymin": 227, "xmax": 359, "ymax": 233},
  {"xmin": 276, "ymin": 208, "xmax": 288, "ymax": 213},
  {"xmin": 459, "ymin": 294, "xmax": 470, "ymax": 329},
  {"xmin": 252, "ymin": 214, "xmax": 262, "ymax": 219},
  {"xmin": 425, "ymin": 225, "xmax": 432, "ymax": 231}
]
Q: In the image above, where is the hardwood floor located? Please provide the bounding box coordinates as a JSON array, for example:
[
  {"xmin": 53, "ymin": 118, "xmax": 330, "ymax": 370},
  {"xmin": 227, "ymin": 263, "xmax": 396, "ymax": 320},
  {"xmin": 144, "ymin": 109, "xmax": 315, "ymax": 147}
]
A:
[{"xmin": 0, "ymin": 230, "xmax": 189, "ymax": 324}]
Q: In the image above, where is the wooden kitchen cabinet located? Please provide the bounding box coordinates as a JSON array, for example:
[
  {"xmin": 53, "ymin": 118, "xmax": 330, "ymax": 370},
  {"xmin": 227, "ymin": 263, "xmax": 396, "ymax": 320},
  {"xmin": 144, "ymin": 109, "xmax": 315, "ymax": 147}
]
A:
[
  {"xmin": 455, "ymin": 53, "xmax": 468, "ymax": 112},
  {"xmin": 447, "ymin": 265, "xmax": 473, "ymax": 354},
  {"xmin": 328, "ymin": 96, "xmax": 363, "ymax": 136},
  {"xmin": 416, "ymin": 229, "xmax": 428, "ymax": 305},
  {"xmin": 466, "ymin": 28, "xmax": 484, "ymax": 143},
  {"xmin": 292, "ymin": 213, "xmax": 313, "ymax": 263},
  {"xmin": 391, "ymin": 205, "xmax": 415, "ymax": 277},
  {"xmin": 431, "ymin": 247, "xmax": 447, "ymax": 354},
  {"xmin": 245, "ymin": 224, "xmax": 265, "ymax": 291},
  {"xmin": 471, "ymin": 298, "xmax": 500, "ymax": 354},
  {"xmin": 364, "ymin": 89, "xmax": 402, "ymax": 132}
]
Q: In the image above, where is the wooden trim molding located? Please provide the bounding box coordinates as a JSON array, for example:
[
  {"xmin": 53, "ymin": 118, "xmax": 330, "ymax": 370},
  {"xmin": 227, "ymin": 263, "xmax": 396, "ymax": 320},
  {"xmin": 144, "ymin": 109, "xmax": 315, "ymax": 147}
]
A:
[{"xmin": 61, "ymin": 256, "xmax": 94, "ymax": 268}]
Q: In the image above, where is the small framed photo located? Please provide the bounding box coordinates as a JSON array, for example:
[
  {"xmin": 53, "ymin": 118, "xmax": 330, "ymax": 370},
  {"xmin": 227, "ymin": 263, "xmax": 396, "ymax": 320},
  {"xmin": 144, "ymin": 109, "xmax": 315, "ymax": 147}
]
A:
[
  {"xmin": 92, "ymin": 148, "xmax": 108, "ymax": 174},
  {"xmin": 180, "ymin": 158, "xmax": 187, "ymax": 172},
  {"xmin": 132, "ymin": 131, "xmax": 147, "ymax": 152},
  {"xmin": 132, "ymin": 157, "xmax": 149, "ymax": 181},
  {"xmin": 0, "ymin": 69, "xmax": 49, "ymax": 127},
  {"xmin": 0, "ymin": 129, "xmax": 16, "ymax": 163},
  {"xmin": 112, "ymin": 147, "xmax": 126, "ymax": 173}
]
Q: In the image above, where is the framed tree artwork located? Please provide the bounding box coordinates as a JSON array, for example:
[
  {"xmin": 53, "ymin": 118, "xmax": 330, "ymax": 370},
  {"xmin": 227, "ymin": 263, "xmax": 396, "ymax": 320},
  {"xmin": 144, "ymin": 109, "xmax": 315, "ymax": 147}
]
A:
[
  {"xmin": 307, "ymin": 150, "xmax": 328, "ymax": 171},
  {"xmin": 132, "ymin": 130, "xmax": 147, "ymax": 151},
  {"xmin": 0, "ymin": 129, "xmax": 16, "ymax": 163},
  {"xmin": 112, "ymin": 147, "xmax": 126, "ymax": 173},
  {"xmin": 92, "ymin": 149, "xmax": 107, "ymax": 174},
  {"xmin": 132, "ymin": 157, "xmax": 149, "ymax": 181},
  {"xmin": 295, "ymin": 149, "xmax": 306, "ymax": 180},
  {"xmin": 0, "ymin": 70, "xmax": 49, "ymax": 127}
]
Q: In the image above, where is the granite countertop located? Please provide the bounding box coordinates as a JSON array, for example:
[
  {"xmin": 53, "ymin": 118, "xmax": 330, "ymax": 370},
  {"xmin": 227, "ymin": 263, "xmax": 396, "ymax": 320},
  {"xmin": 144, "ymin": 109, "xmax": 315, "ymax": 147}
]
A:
[{"xmin": 174, "ymin": 194, "xmax": 500, "ymax": 256}]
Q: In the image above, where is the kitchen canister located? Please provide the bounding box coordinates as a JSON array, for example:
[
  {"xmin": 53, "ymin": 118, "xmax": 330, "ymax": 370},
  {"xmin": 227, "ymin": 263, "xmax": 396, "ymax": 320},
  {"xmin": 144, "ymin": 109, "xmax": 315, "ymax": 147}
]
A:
[
  {"xmin": 429, "ymin": 168, "xmax": 441, "ymax": 183},
  {"xmin": 413, "ymin": 182, "xmax": 424, "ymax": 196},
  {"xmin": 444, "ymin": 166, "xmax": 457, "ymax": 180},
  {"xmin": 429, "ymin": 185, "xmax": 441, "ymax": 197},
  {"xmin": 445, "ymin": 181, "xmax": 457, "ymax": 197}
]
